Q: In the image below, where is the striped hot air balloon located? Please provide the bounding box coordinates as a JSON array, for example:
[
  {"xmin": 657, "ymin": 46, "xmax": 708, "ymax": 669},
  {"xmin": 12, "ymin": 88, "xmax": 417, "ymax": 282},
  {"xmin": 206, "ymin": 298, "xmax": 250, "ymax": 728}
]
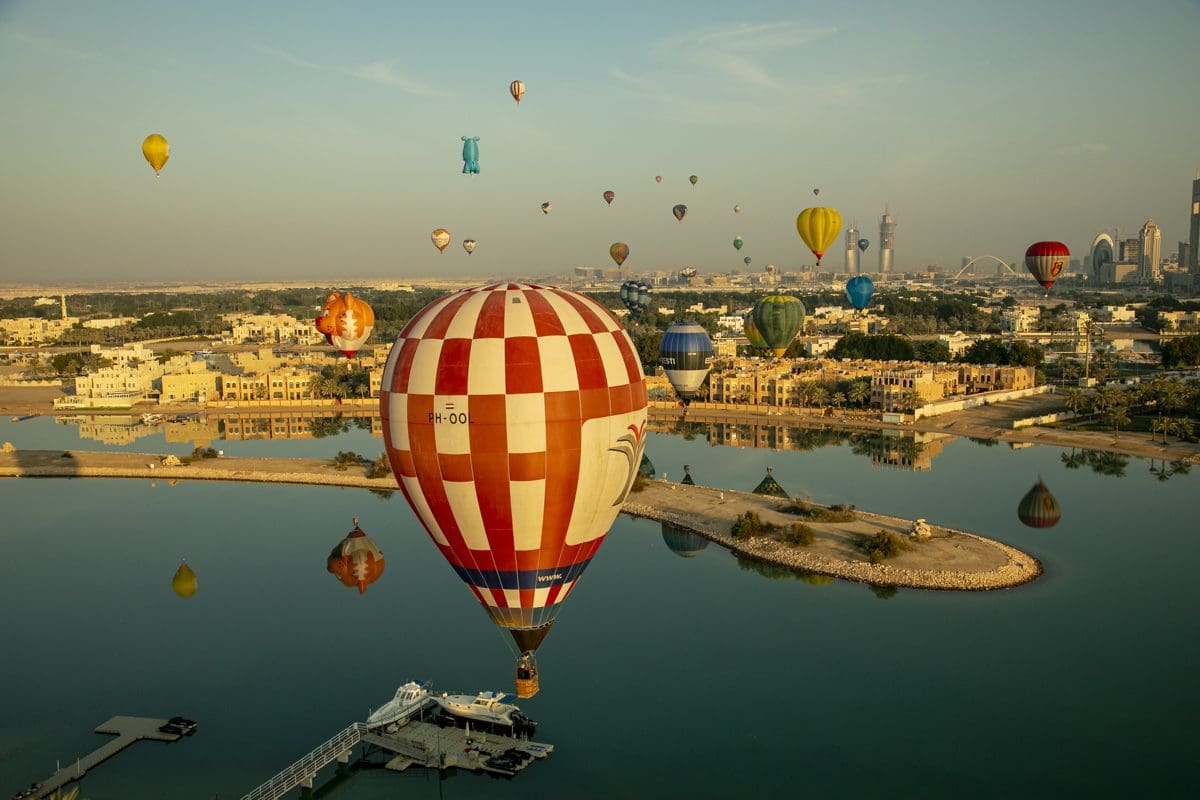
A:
[
  {"xmin": 510, "ymin": 80, "xmax": 525, "ymax": 104},
  {"xmin": 752, "ymin": 294, "xmax": 806, "ymax": 357},
  {"xmin": 1024, "ymin": 241, "xmax": 1070, "ymax": 291},
  {"xmin": 796, "ymin": 207, "xmax": 842, "ymax": 266},
  {"xmin": 1017, "ymin": 479, "xmax": 1061, "ymax": 528},
  {"xmin": 659, "ymin": 322, "xmax": 714, "ymax": 405},
  {"xmin": 380, "ymin": 283, "xmax": 648, "ymax": 696}
]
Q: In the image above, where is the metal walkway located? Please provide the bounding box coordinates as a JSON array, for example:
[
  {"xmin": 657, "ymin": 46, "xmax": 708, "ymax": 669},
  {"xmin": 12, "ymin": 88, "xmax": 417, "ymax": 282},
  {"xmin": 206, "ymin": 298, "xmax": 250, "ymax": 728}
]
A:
[{"xmin": 240, "ymin": 723, "xmax": 368, "ymax": 800}]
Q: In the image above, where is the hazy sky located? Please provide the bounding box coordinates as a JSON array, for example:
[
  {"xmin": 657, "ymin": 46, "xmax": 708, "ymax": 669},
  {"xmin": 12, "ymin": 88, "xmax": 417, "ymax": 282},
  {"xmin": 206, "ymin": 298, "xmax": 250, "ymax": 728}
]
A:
[{"xmin": 2, "ymin": 0, "xmax": 1198, "ymax": 284}]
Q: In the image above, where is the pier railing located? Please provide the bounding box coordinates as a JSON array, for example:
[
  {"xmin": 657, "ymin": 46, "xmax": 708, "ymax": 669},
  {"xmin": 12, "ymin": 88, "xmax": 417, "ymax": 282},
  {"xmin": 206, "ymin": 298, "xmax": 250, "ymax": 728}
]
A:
[{"xmin": 241, "ymin": 722, "xmax": 368, "ymax": 800}]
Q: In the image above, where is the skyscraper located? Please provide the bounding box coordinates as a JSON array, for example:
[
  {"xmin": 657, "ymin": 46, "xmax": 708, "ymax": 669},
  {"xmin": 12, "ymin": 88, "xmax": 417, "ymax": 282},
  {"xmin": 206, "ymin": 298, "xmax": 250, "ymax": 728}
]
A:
[
  {"xmin": 1189, "ymin": 177, "xmax": 1200, "ymax": 272},
  {"xmin": 1089, "ymin": 233, "xmax": 1115, "ymax": 283},
  {"xmin": 1139, "ymin": 219, "xmax": 1161, "ymax": 281},
  {"xmin": 1120, "ymin": 238, "xmax": 1140, "ymax": 264},
  {"xmin": 878, "ymin": 208, "xmax": 895, "ymax": 274},
  {"xmin": 845, "ymin": 225, "xmax": 860, "ymax": 274}
]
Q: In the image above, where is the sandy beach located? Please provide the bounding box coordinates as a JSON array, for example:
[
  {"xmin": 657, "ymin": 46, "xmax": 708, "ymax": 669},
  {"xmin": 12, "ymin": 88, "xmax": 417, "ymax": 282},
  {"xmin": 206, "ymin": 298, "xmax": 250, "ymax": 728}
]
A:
[{"xmin": 0, "ymin": 447, "xmax": 1041, "ymax": 591}]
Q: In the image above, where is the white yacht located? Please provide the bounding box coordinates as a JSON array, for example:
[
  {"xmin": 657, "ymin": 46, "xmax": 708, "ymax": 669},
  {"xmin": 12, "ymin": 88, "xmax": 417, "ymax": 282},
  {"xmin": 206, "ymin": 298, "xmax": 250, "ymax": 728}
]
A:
[
  {"xmin": 366, "ymin": 681, "xmax": 431, "ymax": 728},
  {"xmin": 435, "ymin": 691, "xmax": 534, "ymax": 732}
]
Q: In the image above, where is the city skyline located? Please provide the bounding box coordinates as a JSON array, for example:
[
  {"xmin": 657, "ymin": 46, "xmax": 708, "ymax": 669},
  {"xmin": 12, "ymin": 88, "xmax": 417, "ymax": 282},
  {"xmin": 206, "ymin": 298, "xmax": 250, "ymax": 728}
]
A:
[{"xmin": 1, "ymin": 1, "xmax": 1198, "ymax": 282}]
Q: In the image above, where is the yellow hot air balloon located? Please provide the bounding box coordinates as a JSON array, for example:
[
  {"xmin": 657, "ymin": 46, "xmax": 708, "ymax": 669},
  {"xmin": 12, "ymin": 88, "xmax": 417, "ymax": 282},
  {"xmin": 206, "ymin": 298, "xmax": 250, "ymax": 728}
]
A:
[
  {"xmin": 142, "ymin": 134, "xmax": 170, "ymax": 176},
  {"xmin": 795, "ymin": 207, "xmax": 842, "ymax": 266},
  {"xmin": 172, "ymin": 560, "xmax": 197, "ymax": 598}
]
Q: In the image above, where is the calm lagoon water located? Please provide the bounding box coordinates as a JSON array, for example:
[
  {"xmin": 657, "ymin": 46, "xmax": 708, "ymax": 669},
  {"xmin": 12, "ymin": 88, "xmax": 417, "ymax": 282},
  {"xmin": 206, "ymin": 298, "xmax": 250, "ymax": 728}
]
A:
[{"xmin": 1, "ymin": 418, "xmax": 1197, "ymax": 798}]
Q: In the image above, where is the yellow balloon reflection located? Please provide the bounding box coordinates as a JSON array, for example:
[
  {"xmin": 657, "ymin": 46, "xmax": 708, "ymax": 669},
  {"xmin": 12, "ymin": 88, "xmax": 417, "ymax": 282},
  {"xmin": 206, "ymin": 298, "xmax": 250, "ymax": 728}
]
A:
[
  {"xmin": 172, "ymin": 560, "xmax": 197, "ymax": 598},
  {"xmin": 142, "ymin": 133, "xmax": 169, "ymax": 176}
]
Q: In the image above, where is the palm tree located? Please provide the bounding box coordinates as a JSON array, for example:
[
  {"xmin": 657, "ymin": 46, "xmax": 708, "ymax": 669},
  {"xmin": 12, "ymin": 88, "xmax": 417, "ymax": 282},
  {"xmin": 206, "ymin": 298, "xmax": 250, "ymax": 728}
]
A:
[
  {"xmin": 848, "ymin": 380, "xmax": 870, "ymax": 407},
  {"xmin": 1063, "ymin": 387, "xmax": 1087, "ymax": 415},
  {"xmin": 1151, "ymin": 416, "xmax": 1170, "ymax": 444},
  {"xmin": 1170, "ymin": 417, "xmax": 1195, "ymax": 442},
  {"xmin": 1106, "ymin": 404, "xmax": 1131, "ymax": 431},
  {"xmin": 902, "ymin": 390, "xmax": 923, "ymax": 412},
  {"xmin": 809, "ymin": 386, "xmax": 829, "ymax": 408},
  {"xmin": 831, "ymin": 392, "xmax": 846, "ymax": 410}
]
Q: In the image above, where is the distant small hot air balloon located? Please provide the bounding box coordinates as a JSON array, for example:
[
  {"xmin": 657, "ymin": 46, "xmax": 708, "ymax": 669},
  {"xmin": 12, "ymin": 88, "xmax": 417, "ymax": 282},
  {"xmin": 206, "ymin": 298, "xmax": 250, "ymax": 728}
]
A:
[
  {"xmin": 327, "ymin": 517, "xmax": 386, "ymax": 594},
  {"xmin": 1025, "ymin": 241, "xmax": 1070, "ymax": 291},
  {"xmin": 603, "ymin": 190, "xmax": 615, "ymax": 205},
  {"xmin": 659, "ymin": 322, "xmax": 714, "ymax": 405},
  {"xmin": 734, "ymin": 204, "xmax": 742, "ymax": 213},
  {"xmin": 463, "ymin": 239, "xmax": 477, "ymax": 255},
  {"xmin": 744, "ymin": 257, "xmax": 752, "ymax": 266},
  {"xmin": 620, "ymin": 280, "xmax": 652, "ymax": 317},
  {"xmin": 796, "ymin": 207, "xmax": 843, "ymax": 266},
  {"xmin": 765, "ymin": 264, "xmax": 776, "ymax": 276},
  {"xmin": 673, "ymin": 204, "xmax": 688, "ymax": 222},
  {"xmin": 324, "ymin": 291, "xmax": 376, "ymax": 358},
  {"xmin": 509, "ymin": 80, "xmax": 525, "ymax": 104},
  {"xmin": 1017, "ymin": 478, "xmax": 1061, "ymax": 528},
  {"xmin": 541, "ymin": 202, "xmax": 553, "ymax": 214},
  {"xmin": 858, "ymin": 238, "xmax": 870, "ymax": 253},
  {"xmin": 689, "ymin": 175, "xmax": 699, "ymax": 187},
  {"xmin": 733, "ymin": 236, "xmax": 744, "ymax": 251},
  {"xmin": 461, "ymin": 136, "xmax": 480, "ymax": 175},
  {"xmin": 610, "ymin": 242, "xmax": 630, "ymax": 267},
  {"xmin": 172, "ymin": 560, "xmax": 197, "ymax": 598},
  {"xmin": 752, "ymin": 294, "xmax": 806, "ymax": 357},
  {"xmin": 431, "ymin": 228, "xmax": 451, "ymax": 253},
  {"xmin": 679, "ymin": 266, "xmax": 698, "ymax": 279},
  {"xmin": 142, "ymin": 134, "xmax": 169, "ymax": 176},
  {"xmin": 812, "ymin": 188, "xmax": 820, "ymax": 197},
  {"xmin": 845, "ymin": 275, "xmax": 875, "ymax": 312},
  {"xmin": 655, "ymin": 175, "xmax": 663, "ymax": 184}
]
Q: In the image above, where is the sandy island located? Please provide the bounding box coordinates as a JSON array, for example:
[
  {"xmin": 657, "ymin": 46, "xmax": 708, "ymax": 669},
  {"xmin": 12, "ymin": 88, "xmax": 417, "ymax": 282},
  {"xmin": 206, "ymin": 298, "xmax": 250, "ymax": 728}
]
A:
[{"xmin": 0, "ymin": 448, "xmax": 1041, "ymax": 592}]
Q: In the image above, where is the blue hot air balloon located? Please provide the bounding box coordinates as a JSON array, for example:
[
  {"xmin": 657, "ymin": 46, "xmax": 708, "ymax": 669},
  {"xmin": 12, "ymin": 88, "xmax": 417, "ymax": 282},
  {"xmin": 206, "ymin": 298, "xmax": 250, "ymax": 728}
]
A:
[
  {"xmin": 845, "ymin": 275, "xmax": 875, "ymax": 312},
  {"xmin": 621, "ymin": 280, "xmax": 653, "ymax": 318},
  {"xmin": 857, "ymin": 238, "xmax": 870, "ymax": 253},
  {"xmin": 461, "ymin": 136, "xmax": 480, "ymax": 174},
  {"xmin": 659, "ymin": 322, "xmax": 714, "ymax": 405}
]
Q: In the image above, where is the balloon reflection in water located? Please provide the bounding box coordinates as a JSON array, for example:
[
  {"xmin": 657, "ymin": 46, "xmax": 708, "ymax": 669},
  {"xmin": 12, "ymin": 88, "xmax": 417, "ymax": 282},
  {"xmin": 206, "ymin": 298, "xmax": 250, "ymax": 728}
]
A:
[
  {"xmin": 327, "ymin": 517, "xmax": 386, "ymax": 594},
  {"xmin": 1017, "ymin": 478, "xmax": 1061, "ymax": 528},
  {"xmin": 172, "ymin": 560, "xmax": 197, "ymax": 598},
  {"xmin": 752, "ymin": 467, "xmax": 790, "ymax": 498},
  {"xmin": 680, "ymin": 464, "xmax": 695, "ymax": 485},
  {"xmin": 661, "ymin": 522, "xmax": 708, "ymax": 558}
]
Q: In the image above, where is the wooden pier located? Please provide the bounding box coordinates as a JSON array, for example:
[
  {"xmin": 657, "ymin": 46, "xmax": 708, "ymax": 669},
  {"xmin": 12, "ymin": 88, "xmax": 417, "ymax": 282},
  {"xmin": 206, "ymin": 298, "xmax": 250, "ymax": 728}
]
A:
[{"xmin": 23, "ymin": 717, "xmax": 185, "ymax": 800}]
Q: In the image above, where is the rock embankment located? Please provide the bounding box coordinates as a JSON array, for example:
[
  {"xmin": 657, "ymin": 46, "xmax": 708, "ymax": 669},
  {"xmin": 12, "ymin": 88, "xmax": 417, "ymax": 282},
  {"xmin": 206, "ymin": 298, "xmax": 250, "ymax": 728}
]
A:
[{"xmin": 623, "ymin": 481, "xmax": 1041, "ymax": 591}]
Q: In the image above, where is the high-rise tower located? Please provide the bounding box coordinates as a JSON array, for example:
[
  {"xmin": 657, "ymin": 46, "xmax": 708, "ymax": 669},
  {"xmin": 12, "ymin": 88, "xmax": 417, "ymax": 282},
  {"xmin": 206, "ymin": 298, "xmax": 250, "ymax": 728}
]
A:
[
  {"xmin": 1139, "ymin": 219, "xmax": 1161, "ymax": 281},
  {"xmin": 845, "ymin": 225, "xmax": 860, "ymax": 274},
  {"xmin": 878, "ymin": 208, "xmax": 895, "ymax": 274},
  {"xmin": 1189, "ymin": 177, "xmax": 1200, "ymax": 272}
]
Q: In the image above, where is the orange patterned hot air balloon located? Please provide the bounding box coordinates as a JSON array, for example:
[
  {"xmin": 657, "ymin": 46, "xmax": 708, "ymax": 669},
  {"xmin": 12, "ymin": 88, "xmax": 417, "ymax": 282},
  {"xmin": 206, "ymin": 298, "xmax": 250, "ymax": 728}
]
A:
[
  {"xmin": 324, "ymin": 291, "xmax": 375, "ymax": 358},
  {"xmin": 432, "ymin": 228, "xmax": 452, "ymax": 253},
  {"xmin": 510, "ymin": 80, "xmax": 525, "ymax": 104},
  {"xmin": 327, "ymin": 518, "xmax": 385, "ymax": 594}
]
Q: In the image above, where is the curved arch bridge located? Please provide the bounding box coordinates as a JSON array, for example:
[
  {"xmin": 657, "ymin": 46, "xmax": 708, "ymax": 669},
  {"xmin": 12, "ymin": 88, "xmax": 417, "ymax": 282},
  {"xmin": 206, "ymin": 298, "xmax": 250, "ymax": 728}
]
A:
[{"xmin": 953, "ymin": 256, "xmax": 1018, "ymax": 279}]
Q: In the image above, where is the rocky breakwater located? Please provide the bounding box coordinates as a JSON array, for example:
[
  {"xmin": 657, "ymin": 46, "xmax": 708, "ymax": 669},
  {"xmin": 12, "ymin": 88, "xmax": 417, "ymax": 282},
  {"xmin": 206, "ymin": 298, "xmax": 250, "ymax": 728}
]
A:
[{"xmin": 622, "ymin": 480, "xmax": 1041, "ymax": 591}]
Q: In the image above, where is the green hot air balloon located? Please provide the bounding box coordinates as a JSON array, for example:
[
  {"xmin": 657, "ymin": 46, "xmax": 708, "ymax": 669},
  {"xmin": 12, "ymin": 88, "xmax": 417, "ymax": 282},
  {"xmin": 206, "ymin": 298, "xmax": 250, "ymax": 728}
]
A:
[
  {"xmin": 752, "ymin": 294, "xmax": 805, "ymax": 358},
  {"xmin": 733, "ymin": 236, "xmax": 744, "ymax": 251}
]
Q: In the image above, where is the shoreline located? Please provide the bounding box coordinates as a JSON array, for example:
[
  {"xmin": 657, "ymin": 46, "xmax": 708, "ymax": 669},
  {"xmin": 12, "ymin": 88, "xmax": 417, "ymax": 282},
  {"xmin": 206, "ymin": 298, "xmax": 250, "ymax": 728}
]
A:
[{"xmin": 0, "ymin": 448, "xmax": 1042, "ymax": 592}]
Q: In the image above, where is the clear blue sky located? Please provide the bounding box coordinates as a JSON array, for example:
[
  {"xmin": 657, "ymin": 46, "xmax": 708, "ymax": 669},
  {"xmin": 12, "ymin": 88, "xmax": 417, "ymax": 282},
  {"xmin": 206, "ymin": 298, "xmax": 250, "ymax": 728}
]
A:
[{"xmin": 2, "ymin": 0, "xmax": 1198, "ymax": 283}]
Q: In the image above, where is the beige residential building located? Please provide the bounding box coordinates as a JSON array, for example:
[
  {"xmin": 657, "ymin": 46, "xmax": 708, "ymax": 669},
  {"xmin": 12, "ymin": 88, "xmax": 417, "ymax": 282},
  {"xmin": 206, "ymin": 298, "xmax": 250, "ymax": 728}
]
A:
[
  {"xmin": 160, "ymin": 363, "xmax": 220, "ymax": 403},
  {"xmin": 871, "ymin": 368, "xmax": 959, "ymax": 412},
  {"xmin": 1001, "ymin": 306, "xmax": 1041, "ymax": 333},
  {"xmin": 957, "ymin": 364, "xmax": 1036, "ymax": 394},
  {"xmin": 219, "ymin": 314, "xmax": 324, "ymax": 345},
  {"xmin": 220, "ymin": 368, "xmax": 317, "ymax": 401},
  {"xmin": 74, "ymin": 361, "xmax": 166, "ymax": 400},
  {"xmin": 0, "ymin": 316, "xmax": 80, "ymax": 345}
]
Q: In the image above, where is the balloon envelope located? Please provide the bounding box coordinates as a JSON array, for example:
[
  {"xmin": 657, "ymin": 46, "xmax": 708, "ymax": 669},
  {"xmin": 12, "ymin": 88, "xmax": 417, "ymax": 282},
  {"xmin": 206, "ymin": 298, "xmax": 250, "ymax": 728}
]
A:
[
  {"xmin": 327, "ymin": 520, "xmax": 385, "ymax": 594},
  {"xmin": 463, "ymin": 239, "xmax": 477, "ymax": 255},
  {"xmin": 610, "ymin": 242, "xmax": 629, "ymax": 267},
  {"xmin": 655, "ymin": 175, "xmax": 663, "ymax": 183},
  {"xmin": 509, "ymin": 80, "xmax": 525, "ymax": 104},
  {"xmin": 541, "ymin": 202, "xmax": 552, "ymax": 214},
  {"xmin": 659, "ymin": 322, "xmax": 714, "ymax": 404},
  {"xmin": 858, "ymin": 238, "xmax": 870, "ymax": 253},
  {"xmin": 171, "ymin": 561, "xmax": 197, "ymax": 598},
  {"xmin": 662, "ymin": 522, "xmax": 708, "ymax": 558},
  {"xmin": 672, "ymin": 204, "xmax": 688, "ymax": 222},
  {"xmin": 733, "ymin": 236, "xmax": 744, "ymax": 251},
  {"xmin": 744, "ymin": 315, "xmax": 768, "ymax": 350},
  {"xmin": 432, "ymin": 228, "xmax": 452, "ymax": 252},
  {"xmin": 1017, "ymin": 479, "xmax": 1061, "ymax": 528},
  {"xmin": 689, "ymin": 175, "xmax": 698, "ymax": 186},
  {"xmin": 734, "ymin": 205, "xmax": 742, "ymax": 213},
  {"xmin": 752, "ymin": 295, "xmax": 806, "ymax": 357},
  {"xmin": 326, "ymin": 291, "xmax": 375, "ymax": 358},
  {"xmin": 845, "ymin": 275, "xmax": 875, "ymax": 311},
  {"xmin": 142, "ymin": 134, "xmax": 169, "ymax": 175},
  {"xmin": 381, "ymin": 284, "xmax": 648, "ymax": 654},
  {"xmin": 1024, "ymin": 241, "xmax": 1070, "ymax": 290},
  {"xmin": 795, "ymin": 207, "xmax": 842, "ymax": 266},
  {"xmin": 603, "ymin": 190, "xmax": 615, "ymax": 205},
  {"xmin": 744, "ymin": 257, "xmax": 752, "ymax": 266},
  {"xmin": 461, "ymin": 136, "xmax": 480, "ymax": 175}
]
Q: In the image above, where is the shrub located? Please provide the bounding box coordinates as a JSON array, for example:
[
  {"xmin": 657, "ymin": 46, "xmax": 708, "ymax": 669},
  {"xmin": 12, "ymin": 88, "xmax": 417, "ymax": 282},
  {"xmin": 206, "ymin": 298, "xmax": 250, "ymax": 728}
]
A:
[
  {"xmin": 781, "ymin": 522, "xmax": 815, "ymax": 546},
  {"xmin": 782, "ymin": 501, "xmax": 857, "ymax": 523},
  {"xmin": 860, "ymin": 529, "xmax": 910, "ymax": 564},
  {"xmin": 366, "ymin": 454, "xmax": 392, "ymax": 479},
  {"xmin": 731, "ymin": 511, "xmax": 779, "ymax": 540},
  {"xmin": 192, "ymin": 446, "xmax": 219, "ymax": 460},
  {"xmin": 333, "ymin": 451, "xmax": 365, "ymax": 471}
]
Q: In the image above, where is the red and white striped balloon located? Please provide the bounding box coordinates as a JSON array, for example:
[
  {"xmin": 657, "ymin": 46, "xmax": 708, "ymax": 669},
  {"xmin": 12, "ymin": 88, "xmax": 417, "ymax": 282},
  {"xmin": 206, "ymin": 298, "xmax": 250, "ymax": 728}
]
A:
[{"xmin": 1024, "ymin": 241, "xmax": 1070, "ymax": 290}]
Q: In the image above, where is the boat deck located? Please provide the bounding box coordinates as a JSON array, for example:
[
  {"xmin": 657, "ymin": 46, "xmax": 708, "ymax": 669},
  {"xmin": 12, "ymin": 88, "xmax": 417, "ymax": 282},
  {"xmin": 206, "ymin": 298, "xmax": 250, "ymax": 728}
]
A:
[{"xmin": 364, "ymin": 717, "xmax": 553, "ymax": 777}]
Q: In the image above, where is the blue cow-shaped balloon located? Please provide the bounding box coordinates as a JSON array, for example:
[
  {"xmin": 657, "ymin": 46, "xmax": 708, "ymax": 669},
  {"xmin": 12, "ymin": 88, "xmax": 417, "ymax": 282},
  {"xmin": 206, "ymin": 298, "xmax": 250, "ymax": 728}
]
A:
[{"xmin": 461, "ymin": 136, "xmax": 480, "ymax": 174}]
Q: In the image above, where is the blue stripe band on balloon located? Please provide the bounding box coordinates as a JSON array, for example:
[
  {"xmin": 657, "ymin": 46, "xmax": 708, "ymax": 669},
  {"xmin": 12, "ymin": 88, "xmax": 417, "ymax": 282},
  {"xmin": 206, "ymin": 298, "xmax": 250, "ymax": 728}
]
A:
[{"xmin": 448, "ymin": 557, "xmax": 594, "ymax": 591}]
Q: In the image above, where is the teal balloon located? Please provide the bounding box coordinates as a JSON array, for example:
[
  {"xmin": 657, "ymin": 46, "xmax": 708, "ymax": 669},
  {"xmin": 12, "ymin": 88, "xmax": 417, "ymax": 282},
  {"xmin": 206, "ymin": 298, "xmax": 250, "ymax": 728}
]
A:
[
  {"xmin": 461, "ymin": 136, "xmax": 479, "ymax": 174},
  {"xmin": 857, "ymin": 238, "xmax": 869, "ymax": 253},
  {"xmin": 845, "ymin": 276, "xmax": 875, "ymax": 311}
]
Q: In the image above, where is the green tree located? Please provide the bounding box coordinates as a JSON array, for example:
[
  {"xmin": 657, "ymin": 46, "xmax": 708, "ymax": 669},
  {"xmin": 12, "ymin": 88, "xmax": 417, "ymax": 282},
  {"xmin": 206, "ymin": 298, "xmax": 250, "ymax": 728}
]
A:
[
  {"xmin": 914, "ymin": 340, "xmax": 952, "ymax": 363},
  {"xmin": 1161, "ymin": 335, "xmax": 1200, "ymax": 369},
  {"xmin": 848, "ymin": 380, "xmax": 871, "ymax": 406}
]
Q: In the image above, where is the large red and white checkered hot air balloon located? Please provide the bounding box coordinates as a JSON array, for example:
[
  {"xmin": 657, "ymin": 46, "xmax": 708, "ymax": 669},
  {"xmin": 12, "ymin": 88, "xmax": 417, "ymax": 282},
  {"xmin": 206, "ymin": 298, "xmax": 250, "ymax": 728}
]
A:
[
  {"xmin": 1024, "ymin": 241, "xmax": 1070, "ymax": 291},
  {"xmin": 380, "ymin": 283, "xmax": 648, "ymax": 697}
]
